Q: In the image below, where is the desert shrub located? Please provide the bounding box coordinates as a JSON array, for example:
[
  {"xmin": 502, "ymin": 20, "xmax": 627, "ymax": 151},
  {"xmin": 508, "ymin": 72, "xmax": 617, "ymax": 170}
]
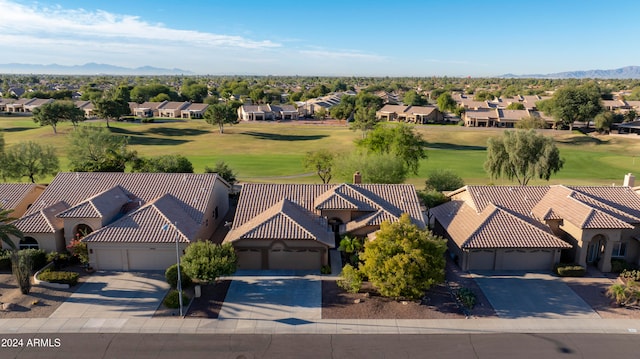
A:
[
  {"xmin": 46, "ymin": 251, "xmax": 71, "ymax": 269},
  {"xmin": 621, "ymin": 269, "xmax": 640, "ymax": 281},
  {"xmin": 163, "ymin": 289, "xmax": 189, "ymax": 309},
  {"xmin": 320, "ymin": 265, "xmax": 332, "ymax": 275},
  {"xmin": 11, "ymin": 252, "xmax": 32, "ymax": 294},
  {"xmin": 38, "ymin": 271, "xmax": 79, "ymax": 286},
  {"xmin": 611, "ymin": 259, "xmax": 634, "ymax": 273},
  {"xmin": 19, "ymin": 249, "xmax": 47, "ymax": 271},
  {"xmin": 607, "ymin": 281, "xmax": 640, "ymax": 307},
  {"xmin": 165, "ymin": 264, "xmax": 193, "ymax": 289},
  {"xmin": 455, "ymin": 287, "xmax": 477, "ymax": 309},
  {"xmin": 554, "ymin": 263, "xmax": 586, "ymax": 277},
  {"xmin": 337, "ymin": 264, "xmax": 363, "ymax": 294},
  {"xmin": 0, "ymin": 249, "xmax": 11, "ymax": 270}
]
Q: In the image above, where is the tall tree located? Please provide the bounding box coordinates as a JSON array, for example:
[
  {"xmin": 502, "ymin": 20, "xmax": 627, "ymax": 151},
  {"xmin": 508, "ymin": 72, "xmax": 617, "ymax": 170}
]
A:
[
  {"xmin": 0, "ymin": 209, "xmax": 22, "ymax": 250},
  {"xmin": 357, "ymin": 123, "xmax": 427, "ymax": 174},
  {"xmin": 181, "ymin": 242, "xmax": 237, "ymax": 284},
  {"xmin": 402, "ymin": 90, "xmax": 428, "ymax": 106},
  {"xmin": 350, "ymin": 106, "xmax": 379, "ymax": 137},
  {"xmin": 542, "ymin": 85, "xmax": 603, "ymax": 130},
  {"xmin": 32, "ymin": 101, "xmax": 85, "ymax": 134},
  {"xmin": 93, "ymin": 87, "xmax": 131, "ymax": 128},
  {"xmin": 359, "ymin": 214, "xmax": 447, "ymax": 300},
  {"xmin": 303, "ymin": 150, "xmax": 334, "ymax": 184},
  {"xmin": 334, "ymin": 152, "xmax": 408, "ymax": 184},
  {"xmin": 181, "ymin": 82, "xmax": 208, "ymax": 103},
  {"xmin": 204, "ymin": 103, "xmax": 238, "ymax": 134},
  {"xmin": 436, "ymin": 93, "xmax": 457, "ymax": 113},
  {"xmin": 594, "ymin": 111, "xmax": 614, "ymax": 134},
  {"xmin": 68, "ymin": 126, "xmax": 136, "ymax": 172},
  {"xmin": 484, "ymin": 129, "xmax": 564, "ymax": 185},
  {"xmin": 3, "ymin": 141, "xmax": 59, "ymax": 183}
]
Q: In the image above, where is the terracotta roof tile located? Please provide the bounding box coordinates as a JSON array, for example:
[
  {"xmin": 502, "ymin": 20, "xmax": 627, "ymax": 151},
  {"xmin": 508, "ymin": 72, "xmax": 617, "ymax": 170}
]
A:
[
  {"xmin": 57, "ymin": 186, "xmax": 129, "ymax": 218},
  {"xmin": 0, "ymin": 183, "xmax": 38, "ymax": 211},
  {"xmin": 13, "ymin": 202, "xmax": 69, "ymax": 233}
]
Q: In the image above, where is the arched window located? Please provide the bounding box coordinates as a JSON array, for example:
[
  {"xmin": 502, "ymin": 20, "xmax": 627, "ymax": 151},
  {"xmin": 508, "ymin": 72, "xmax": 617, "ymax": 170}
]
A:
[
  {"xmin": 19, "ymin": 237, "xmax": 39, "ymax": 250},
  {"xmin": 74, "ymin": 224, "xmax": 94, "ymax": 239}
]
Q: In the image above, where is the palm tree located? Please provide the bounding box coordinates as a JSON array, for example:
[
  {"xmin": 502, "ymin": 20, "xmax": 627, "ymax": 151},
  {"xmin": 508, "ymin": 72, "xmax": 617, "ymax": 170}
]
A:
[{"xmin": 0, "ymin": 208, "xmax": 22, "ymax": 251}]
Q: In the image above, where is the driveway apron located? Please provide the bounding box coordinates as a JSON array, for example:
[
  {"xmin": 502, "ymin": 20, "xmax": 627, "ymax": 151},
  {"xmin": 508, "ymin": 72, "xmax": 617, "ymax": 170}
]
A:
[
  {"xmin": 219, "ymin": 271, "xmax": 321, "ymax": 320},
  {"xmin": 472, "ymin": 272, "xmax": 600, "ymax": 319},
  {"xmin": 49, "ymin": 271, "xmax": 169, "ymax": 319}
]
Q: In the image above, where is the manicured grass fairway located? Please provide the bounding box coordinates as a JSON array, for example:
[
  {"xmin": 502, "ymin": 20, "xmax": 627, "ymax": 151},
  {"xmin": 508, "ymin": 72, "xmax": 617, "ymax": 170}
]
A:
[{"xmin": 2, "ymin": 115, "xmax": 640, "ymax": 186}]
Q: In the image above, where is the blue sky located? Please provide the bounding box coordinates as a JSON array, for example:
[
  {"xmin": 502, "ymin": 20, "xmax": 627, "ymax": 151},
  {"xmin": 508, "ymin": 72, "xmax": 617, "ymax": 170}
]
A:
[{"xmin": 1, "ymin": 0, "xmax": 637, "ymax": 77}]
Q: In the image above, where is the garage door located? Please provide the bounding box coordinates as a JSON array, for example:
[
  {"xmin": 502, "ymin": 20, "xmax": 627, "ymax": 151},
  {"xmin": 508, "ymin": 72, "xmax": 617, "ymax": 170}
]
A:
[
  {"xmin": 468, "ymin": 249, "xmax": 495, "ymax": 271},
  {"xmin": 268, "ymin": 248, "xmax": 322, "ymax": 270},
  {"xmin": 237, "ymin": 249, "xmax": 262, "ymax": 270},
  {"xmin": 128, "ymin": 249, "xmax": 177, "ymax": 271},
  {"xmin": 95, "ymin": 249, "xmax": 124, "ymax": 270},
  {"xmin": 502, "ymin": 249, "xmax": 554, "ymax": 271}
]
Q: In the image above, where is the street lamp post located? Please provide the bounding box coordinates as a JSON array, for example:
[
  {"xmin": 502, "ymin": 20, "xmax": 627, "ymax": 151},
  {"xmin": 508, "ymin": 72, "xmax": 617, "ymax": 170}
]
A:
[{"xmin": 162, "ymin": 222, "xmax": 183, "ymax": 317}]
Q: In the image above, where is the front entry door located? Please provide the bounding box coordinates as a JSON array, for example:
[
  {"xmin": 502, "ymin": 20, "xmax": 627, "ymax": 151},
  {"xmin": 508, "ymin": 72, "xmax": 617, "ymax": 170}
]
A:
[{"xmin": 587, "ymin": 239, "xmax": 605, "ymax": 263}]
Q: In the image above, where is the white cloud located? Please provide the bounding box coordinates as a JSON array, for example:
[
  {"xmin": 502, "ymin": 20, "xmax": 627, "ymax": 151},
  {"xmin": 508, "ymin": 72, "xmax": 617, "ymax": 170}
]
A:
[{"xmin": 0, "ymin": 0, "xmax": 282, "ymax": 69}]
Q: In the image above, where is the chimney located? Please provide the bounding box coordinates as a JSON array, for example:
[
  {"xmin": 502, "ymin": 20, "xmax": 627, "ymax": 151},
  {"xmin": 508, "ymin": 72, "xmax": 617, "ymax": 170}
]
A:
[
  {"xmin": 624, "ymin": 173, "xmax": 636, "ymax": 187},
  {"xmin": 353, "ymin": 171, "xmax": 362, "ymax": 184}
]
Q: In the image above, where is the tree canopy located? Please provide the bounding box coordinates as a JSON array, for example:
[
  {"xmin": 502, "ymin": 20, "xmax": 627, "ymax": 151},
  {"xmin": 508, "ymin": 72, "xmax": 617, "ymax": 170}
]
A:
[
  {"xmin": 93, "ymin": 87, "xmax": 131, "ymax": 128},
  {"xmin": 204, "ymin": 103, "xmax": 238, "ymax": 134},
  {"xmin": 402, "ymin": 90, "xmax": 428, "ymax": 106},
  {"xmin": 3, "ymin": 141, "xmax": 59, "ymax": 183},
  {"xmin": 132, "ymin": 154, "xmax": 194, "ymax": 173},
  {"xmin": 484, "ymin": 129, "xmax": 564, "ymax": 185},
  {"xmin": 539, "ymin": 84, "xmax": 603, "ymax": 130},
  {"xmin": 424, "ymin": 169, "xmax": 464, "ymax": 192},
  {"xmin": 303, "ymin": 149, "xmax": 334, "ymax": 184},
  {"xmin": 359, "ymin": 214, "xmax": 447, "ymax": 300},
  {"xmin": 180, "ymin": 241, "xmax": 237, "ymax": 284},
  {"xmin": 204, "ymin": 161, "xmax": 238, "ymax": 186},
  {"xmin": 68, "ymin": 126, "xmax": 136, "ymax": 172},
  {"xmin": 334, "ymin": 152, "xmax": 408, "ymax": 184},
  {"xmin": 436, "ymin": 93, "xmax": 457, "ymax": 113},
  {"xmin": 356, "ymin": 123, "xmax": 427, "ymax": 174},
  {"xmin": 32, "ymin": 100, "xmax": 85, "ymax": 134}
]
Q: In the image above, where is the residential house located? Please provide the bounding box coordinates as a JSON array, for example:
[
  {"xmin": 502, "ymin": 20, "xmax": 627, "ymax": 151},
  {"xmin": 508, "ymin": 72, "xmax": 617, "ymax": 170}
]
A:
[
  {"xmin": 376, "ymin": 104, "xmax": 444, "ymax": 124},
  {"xmin": 238, "ymin": 104, "xmax": 274, "ymax": 121},
  {"xmin": 463, "ymin": 108, "xmax": 552, "ymax": 127},
  {"xmin": 431, "ymin": 177, "xmax": 640, "ymax": 272},
  {"xmin": 223, "ymin": 182, "xmax": 425, "ymax": 271},
  {"xmin": 129, "ymin": 102, "xmax": 158, "ymax": 118},
  {"xmin": 9, "ymin": 173, "xmax": 230, "ymax": 270},
  {"xmin": 23, "ymin": 98, "xmax": 54, "ymax": 112},
  {"xmin": 75, "ymin": 100, "xmax": 95, "ymax": 118},
  {"xmin": 181, "ymin": 103, "xmax": 209, "ymax": 119},
  {"xmin": 157, "ymin": 101, "xmax": 190, "ymax": 118}
]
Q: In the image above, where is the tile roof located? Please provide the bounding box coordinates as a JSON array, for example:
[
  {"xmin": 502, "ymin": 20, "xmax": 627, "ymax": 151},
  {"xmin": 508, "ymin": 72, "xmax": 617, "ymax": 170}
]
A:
[
  {"xmin": 56, "ymin": 186, "xmax": 130, "ymax": 219},
  {"xmin": 0, "ymin": 183, "xmax": 38, "ymax": 211},
  {"xmin": 460, "ymin": 185, "xmax": 550, "ymax": 216},
  {"xmin": 344, "ymin": 208, "xmax": 399, "ymax": 233},
  {"xmin": 225, "ymin": 199, "xmax": 334, "ymax": 246},
  {"xmin": 13, "ymin": 202, "xmax": 69, "ymax": 233},
  {"xmin": 83, "ymin": 194, "xmax": 196, "ymax": 243},
  {"xmin": 431, "ymin": 201, "xmax": 570, "ymax": 249},
  {"xmin": 23, "ymin": 172, "xmax": 225, "ymax": 232}
]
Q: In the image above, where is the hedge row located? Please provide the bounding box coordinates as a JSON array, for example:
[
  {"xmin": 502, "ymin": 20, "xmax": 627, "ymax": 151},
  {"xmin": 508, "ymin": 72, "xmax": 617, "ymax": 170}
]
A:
[
  {"xmin": 554, "ymin": 264, "xmax": 586, "ymax": 277},
  {"xmin": 38, "ymin": 271, "xmax": 79, "ymax": 286}
]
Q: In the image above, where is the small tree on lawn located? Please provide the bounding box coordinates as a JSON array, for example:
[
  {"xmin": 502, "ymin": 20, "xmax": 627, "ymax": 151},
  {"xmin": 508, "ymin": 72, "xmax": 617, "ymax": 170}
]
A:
[
  {"xmin": 359, "ymin": 214, "xmax": 447, "ymax": 300},
  {"xmin": 180, "ymin": 241, "xmax": 237, "ymax": 284}
]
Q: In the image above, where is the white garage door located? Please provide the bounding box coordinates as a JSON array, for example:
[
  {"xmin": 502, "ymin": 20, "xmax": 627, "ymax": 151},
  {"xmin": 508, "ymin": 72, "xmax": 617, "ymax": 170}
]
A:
[
  {"xmin": 269, "ymin": 248, "xmax": 322, "ymax": 270},
  {"xmin": 468, "ymin": 249, "xmax": 495, "ymax": 270},
  {"xmin": 502, "ymin": 249, "xmax": 554, "ymax": 271},
  {"xmin": 95, "ymin": 249, "xmax": 124, "ymax": 270},
  {"xmin": 128, "ymin": 249, "xmax": 177, "ymax": 271}
]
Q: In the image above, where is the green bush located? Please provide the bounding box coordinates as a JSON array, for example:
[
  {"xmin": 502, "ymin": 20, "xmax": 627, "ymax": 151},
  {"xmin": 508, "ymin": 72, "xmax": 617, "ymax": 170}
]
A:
[
  {"xmin": 337, "ymin": 264, "xmax": 363, "ymax": 294},
  {"xmin": 163, "ymin": 289, "xmax": 189, "ymax": 309},
  {"xmin": 320, "ymin": 265, "xmax": 332, "ymax": 275},
  {"xmin": 19, "ymin": 249, "xmax": 47, "ymax": 271},
  {"xmin": 0, "ymin": 249, "xmax": 11, "ymax": 270},
  {"xmin": 455, "ymin": 287, "xmax": 477, "ymax": 309},
  {"xmin": 165, "ymin": 264, "xmax": 193, "ymax": 289},
  {"xmin": 46, "ymin": 251, "xmax": 71, "ymax": 269},
  {"xmin": 611, "ymin": 259, "xmax": 634, "ymax": 273},
  {"xmin": 554, "ymin": 264, "xmax": 586, "ymax": 277},
  {"xmin": 37, "ymin": 271, "xmax": 79, "ymax": 286}
]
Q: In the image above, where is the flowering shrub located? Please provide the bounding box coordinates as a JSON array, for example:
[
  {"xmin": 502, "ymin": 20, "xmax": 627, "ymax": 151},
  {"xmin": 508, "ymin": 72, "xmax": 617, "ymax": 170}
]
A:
[{"xmin": 67, "ymin": 236, "xmax": 89, "ymax": 265}]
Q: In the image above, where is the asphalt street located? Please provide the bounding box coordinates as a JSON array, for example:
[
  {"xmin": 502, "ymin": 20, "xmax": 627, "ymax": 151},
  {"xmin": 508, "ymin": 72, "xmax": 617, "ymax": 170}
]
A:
[{"xmin": 2, "ymin": 333, "xmax": 640, "ymax": 359}]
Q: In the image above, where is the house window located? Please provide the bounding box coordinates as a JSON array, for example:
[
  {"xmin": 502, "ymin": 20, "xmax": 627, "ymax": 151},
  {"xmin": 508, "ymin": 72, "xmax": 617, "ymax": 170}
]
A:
[
  {"xmin": 612, "ymin": 242, "xmax": 627, "ymax": 258},
  {"xmin": 214, "ymin": 206, "xmax": 219, "ymax": 219},
  {"xmin": 19, "ymin": 237, "xmax": 39, "ymax": 250}
]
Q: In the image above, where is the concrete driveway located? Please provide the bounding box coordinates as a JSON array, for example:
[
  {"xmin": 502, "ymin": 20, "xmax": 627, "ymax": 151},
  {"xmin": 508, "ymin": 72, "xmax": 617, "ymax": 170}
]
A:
[
  {"xmin": 472, "ymin": 272, "xmax": 599, "ymax": 319},
  {"xmin": 218, "ymin": 271, "xmax": 321, "ymax": 320},
  {"xmin": 49, "ymin": 271, "xmax": 169, "ymax": 319}
]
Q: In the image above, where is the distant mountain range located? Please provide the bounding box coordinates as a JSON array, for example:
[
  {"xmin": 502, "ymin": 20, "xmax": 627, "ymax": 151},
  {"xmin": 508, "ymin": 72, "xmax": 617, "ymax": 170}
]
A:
[
  {"xmin": 0, "ymin": 62, "xmax": 193, "ymax": 75},
  {"xmin": 500, "ymin": 66, "xmax": 640, "ymax": 79}
]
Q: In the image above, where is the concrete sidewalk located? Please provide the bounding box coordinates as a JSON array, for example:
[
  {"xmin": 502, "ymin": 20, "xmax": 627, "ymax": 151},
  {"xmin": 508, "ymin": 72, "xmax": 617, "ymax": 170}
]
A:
[{"xmin": 1, "ymin": 317, "xmax": 640, "ymax": 335}]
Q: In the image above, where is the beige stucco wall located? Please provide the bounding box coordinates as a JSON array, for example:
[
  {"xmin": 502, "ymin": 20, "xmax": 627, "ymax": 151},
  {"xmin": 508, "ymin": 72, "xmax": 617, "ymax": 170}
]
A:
[
  {"xmin": 194, "ymin": 178, "xmax": 230, "ymax": 242},
  {"xmin": 560, "ymin": 220, "xmax": 623, "ymax": 272},
  {"xmin": 62, "ymin": 218, "xmax": 102, "ymax": 246},
  {"xmin": 10, "ymin": 185, "xmax": 45, "ymax": 218},
  {"xmin": 6, "ymin": 231, "xmax": 65, "ymax": 252}
]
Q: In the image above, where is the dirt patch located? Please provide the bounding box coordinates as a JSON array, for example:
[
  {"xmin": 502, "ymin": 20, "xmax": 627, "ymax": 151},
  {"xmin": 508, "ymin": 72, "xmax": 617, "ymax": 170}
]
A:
[{"xmin": 0, "ymin": 265, "xmax": 92, "ymax": 318}]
